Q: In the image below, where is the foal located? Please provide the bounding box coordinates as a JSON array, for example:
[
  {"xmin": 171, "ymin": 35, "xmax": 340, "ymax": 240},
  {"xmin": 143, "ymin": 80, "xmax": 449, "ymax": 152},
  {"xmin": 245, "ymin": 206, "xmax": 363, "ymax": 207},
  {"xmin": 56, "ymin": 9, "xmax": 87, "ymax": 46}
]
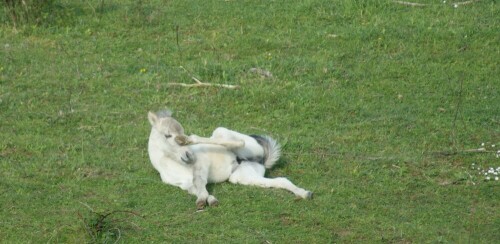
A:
[{"xmin": 147, "ymin": 110, "xmax": 312, "ymax": 209}]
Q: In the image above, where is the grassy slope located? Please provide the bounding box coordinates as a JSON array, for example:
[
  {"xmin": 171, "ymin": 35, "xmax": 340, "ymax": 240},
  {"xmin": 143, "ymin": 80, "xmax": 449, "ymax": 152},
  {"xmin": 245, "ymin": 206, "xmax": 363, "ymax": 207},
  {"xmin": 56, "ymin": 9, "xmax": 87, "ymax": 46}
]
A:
[{"xmin": 1, "ymin": 0, "xmax": 499, "ymax": 242}]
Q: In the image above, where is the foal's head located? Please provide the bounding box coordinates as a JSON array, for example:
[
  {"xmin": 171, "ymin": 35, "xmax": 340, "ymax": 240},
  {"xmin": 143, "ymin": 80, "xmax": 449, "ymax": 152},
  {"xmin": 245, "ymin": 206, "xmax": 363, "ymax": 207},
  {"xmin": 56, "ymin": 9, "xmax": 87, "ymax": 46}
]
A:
[
  {"xmin": 148, "ymin": 110, "xmax": 194, "ymax": 164},
  {"xmin": 148, "ymin": 110, "xmax": 184, "ymax": 136}
]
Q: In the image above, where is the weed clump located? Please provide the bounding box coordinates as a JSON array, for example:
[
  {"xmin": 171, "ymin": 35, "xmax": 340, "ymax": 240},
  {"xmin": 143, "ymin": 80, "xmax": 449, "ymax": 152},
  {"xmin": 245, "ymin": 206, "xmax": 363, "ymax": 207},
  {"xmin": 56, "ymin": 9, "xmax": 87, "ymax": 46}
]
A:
[
  {"xmin": 78, "ymin": 203, "xmax": 145, "ymax": 243},
  {"xmin": 2, "ymin": 0, "xmax": 54, "ymax": 26}
]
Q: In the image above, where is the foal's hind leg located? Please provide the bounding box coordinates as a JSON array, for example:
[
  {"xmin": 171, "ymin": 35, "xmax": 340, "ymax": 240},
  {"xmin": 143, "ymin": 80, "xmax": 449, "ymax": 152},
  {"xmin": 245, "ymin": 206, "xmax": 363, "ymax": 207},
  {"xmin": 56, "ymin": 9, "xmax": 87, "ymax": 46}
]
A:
[
  {"xmin": 229, "ymin": 162, "xmax": 313, "ymax": 199},
  {"xmin": 211, "ymin": 127, "xmax": 267, "ymax": 161}
]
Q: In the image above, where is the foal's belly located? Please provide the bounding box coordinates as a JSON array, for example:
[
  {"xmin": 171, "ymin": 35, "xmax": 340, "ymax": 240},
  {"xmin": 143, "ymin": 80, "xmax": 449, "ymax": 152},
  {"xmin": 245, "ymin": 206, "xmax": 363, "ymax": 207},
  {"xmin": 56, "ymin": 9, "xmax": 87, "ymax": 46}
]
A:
[
  {"xmin": 208, "ymin": 154, "xmax": 236, "ymax": 183},
  {"xmin": 194, "ymin": 145, "xmax": 237, "ymax": 183},
  {"xmin": 208, "ymin": 163, "xmax": 233, "ymax": 183}
]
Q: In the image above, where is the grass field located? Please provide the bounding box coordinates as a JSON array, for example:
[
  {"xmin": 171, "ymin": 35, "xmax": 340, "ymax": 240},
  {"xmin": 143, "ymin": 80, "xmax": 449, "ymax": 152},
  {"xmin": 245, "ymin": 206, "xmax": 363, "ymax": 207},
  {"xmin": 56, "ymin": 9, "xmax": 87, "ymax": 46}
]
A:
[{"xmin": 1, "ymin": 0, "xmax": 499, "ymax": 242}]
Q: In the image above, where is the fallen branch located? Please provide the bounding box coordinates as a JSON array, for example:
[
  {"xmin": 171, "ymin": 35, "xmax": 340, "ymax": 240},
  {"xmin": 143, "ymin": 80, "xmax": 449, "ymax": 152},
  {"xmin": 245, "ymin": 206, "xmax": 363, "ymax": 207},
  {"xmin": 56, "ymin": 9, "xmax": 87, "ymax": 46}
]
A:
[
  {"xmin": 452, "ymin": 0, "xmax": 480, "ymax": 7},
  {"xmin": 393, "ymin": 1, "xmax": 428, "ymax": 7},
  {"xmin": 463, "ymin": 147, "xmax": 488, "ymax": 153},
  {"xmin": 168, "ymin": 81, "xmax": 239, "ymax": 89},
  {"xmin": 393, "ymin": 0, "xmax": 480, "ymax": 7},
  {"xmin": 168, "ymin": 66, "xmax": 239, "ymax": 89},
  {"xmin": 432, "ymin": 147, "xmax": 494, "ymax": 157}
]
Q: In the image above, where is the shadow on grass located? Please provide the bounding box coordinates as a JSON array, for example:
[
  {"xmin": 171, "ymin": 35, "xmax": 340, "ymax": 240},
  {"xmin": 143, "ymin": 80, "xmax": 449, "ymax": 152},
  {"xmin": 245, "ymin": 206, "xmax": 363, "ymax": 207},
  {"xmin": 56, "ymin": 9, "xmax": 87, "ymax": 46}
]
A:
[{"xmin": 268, "ymin": 155, "xmax": 291, "ymax": 171}]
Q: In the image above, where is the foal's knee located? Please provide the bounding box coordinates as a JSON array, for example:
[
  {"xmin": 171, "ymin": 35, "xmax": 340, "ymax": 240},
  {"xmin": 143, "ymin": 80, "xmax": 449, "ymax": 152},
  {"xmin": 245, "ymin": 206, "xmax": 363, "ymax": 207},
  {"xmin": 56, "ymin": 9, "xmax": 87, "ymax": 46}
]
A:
[{"xmin": 212, "ymin": 127, "xmax": 231, "ymax": 138}]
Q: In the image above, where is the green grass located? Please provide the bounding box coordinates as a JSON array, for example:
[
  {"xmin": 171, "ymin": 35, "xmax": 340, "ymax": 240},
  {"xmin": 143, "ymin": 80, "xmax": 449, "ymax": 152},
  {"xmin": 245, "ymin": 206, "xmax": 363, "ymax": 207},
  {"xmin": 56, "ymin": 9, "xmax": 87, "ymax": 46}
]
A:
[{"xmin": 1, "ymin": 0, "xmax": 499, "ymax": 242}]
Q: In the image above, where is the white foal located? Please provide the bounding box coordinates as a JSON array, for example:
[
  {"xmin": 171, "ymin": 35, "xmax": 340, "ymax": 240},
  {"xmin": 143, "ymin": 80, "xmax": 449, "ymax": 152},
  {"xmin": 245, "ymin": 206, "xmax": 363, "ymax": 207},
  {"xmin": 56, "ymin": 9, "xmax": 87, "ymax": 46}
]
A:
[{"xmin": 147, "ymin": 110, "xmax": 312, "ymax": 209}]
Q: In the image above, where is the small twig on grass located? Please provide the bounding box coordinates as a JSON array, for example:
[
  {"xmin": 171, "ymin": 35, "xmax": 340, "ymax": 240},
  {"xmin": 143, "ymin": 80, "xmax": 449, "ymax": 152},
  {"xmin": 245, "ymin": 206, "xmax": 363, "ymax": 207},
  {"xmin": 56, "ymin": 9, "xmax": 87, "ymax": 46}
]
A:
[
  {"xmin": 249, "ymin": 67, "xmax": 273, "ymax": 78},
  {"xmin": 112, "ymin": 228, "xmax": 121, "ymax": 244},
  {"xmin": 86, "ymin": 1, "xmax": 97, "ymax": 15},
  {"xmin": 79, "ymin": 201, "xmax": 96, "ymax": 212},
  {"xmin": 465, "ymin": 171, "xmax": 476, "ymax": 185},
  {"xmin": 168, "ymin": 66, "xmax": 239, "ymax": 89},
  {"xmin": 77, "ymin": 211, "xmax": 95, "ymax": 242}
]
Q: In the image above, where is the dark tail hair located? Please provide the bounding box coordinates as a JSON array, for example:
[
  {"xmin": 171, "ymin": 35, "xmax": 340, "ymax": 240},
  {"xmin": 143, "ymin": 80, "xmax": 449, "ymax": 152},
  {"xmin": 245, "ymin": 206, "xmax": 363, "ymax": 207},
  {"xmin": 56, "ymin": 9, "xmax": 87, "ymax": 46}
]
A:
[{"xmin": 250, "ymin": 135, "xmax": 281, "ymax": 169}]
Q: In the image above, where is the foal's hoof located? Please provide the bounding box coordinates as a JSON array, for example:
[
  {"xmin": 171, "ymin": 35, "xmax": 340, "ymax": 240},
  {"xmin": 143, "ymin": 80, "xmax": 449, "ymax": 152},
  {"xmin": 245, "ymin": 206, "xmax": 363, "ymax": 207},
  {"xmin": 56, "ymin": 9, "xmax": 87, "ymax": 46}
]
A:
[
  {"xmin": 196, "ymin": 200, "xmax": 206, "ymax": 210},
  {"xmin": 175, "ymin": 135, "xmax": 192, "ymax": 146},
  {"xmin": 296, "ymin": 191, "xmax": 314, "ymax": 200},
  {"xmin": 207, "ymin": 196, "xmax": 219, "ymax": 207}
]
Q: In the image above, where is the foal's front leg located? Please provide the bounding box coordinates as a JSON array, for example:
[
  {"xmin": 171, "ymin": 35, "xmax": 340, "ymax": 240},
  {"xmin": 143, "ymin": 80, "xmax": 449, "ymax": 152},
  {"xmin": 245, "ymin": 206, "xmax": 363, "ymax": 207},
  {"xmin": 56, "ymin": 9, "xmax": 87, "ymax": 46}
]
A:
[{"xmin": 192, "ymin": 163, "xmax": 218, "ymax": 210}]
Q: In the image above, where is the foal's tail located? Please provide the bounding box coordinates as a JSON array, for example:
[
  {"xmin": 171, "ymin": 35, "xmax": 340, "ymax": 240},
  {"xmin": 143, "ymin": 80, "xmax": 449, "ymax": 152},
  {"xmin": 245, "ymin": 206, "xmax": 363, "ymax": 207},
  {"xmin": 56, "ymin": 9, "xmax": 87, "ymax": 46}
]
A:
[{"xmin": 250, "ymin": 135, "xmax": 281, "ymax": 169}]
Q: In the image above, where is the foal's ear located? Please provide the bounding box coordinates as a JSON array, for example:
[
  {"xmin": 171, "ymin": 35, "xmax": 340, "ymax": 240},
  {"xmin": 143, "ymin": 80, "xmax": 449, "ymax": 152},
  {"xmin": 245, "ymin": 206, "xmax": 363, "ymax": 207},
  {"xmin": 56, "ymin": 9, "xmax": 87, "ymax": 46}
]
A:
[{"xmin": 148, "ymin": 111, "xmax": 158, "ymax": 126}]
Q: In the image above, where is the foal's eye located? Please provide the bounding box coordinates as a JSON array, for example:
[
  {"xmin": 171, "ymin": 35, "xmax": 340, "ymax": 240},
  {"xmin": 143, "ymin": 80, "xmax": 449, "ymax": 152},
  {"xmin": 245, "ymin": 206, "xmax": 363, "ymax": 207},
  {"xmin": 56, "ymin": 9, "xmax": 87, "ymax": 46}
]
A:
[{"xmin": 164, "ymin": 134, "xmax": 172, "ymax": 139}]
